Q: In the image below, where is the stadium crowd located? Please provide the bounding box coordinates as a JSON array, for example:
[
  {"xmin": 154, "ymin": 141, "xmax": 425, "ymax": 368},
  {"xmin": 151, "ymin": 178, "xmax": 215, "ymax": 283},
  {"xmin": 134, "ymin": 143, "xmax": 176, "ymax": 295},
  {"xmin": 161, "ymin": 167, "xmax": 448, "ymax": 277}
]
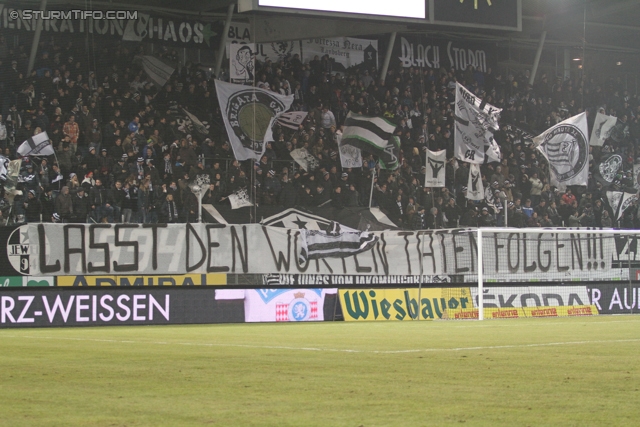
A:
[{"xmin": 0, "ymin": 34, "xmax": 639, "ymax": 229}]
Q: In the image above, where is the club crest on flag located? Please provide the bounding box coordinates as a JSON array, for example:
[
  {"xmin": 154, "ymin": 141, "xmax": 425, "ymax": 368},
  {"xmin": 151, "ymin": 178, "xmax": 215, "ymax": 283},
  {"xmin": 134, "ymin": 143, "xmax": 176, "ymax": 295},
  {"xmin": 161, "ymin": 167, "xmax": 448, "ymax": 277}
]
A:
[
  {"xmin": 7, "ymin": 225, "xmax": 30, "ymax": 275},
  {"xmin": 215, "ymin": 80, "xmax": 294, "ymax": 160},
  {"xmin": 634, "ymin": 163, "xmax": 640, "ymax": 190},
  {"xmin": 538, "ymin": 124, "xmax": 588, "ymax": 183},
  {"xmin": 228, "ymin": 90, "xmax": 286, "ymax": 152},
  {"xmin": 598, "ymin": 154, "xmax": 622, "ymax": 183},
  {"xmin": 228, "ymin": 187, "xmax": 253, "ymax": 210}
]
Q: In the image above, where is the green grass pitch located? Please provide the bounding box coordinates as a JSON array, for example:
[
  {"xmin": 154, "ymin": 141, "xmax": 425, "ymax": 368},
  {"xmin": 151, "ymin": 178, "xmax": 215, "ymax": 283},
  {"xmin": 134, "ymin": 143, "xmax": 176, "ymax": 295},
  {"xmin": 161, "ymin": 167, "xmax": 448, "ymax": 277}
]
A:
[{"xmin": 1, "ymin": 316, "xmax": 639, "ymax": 426}]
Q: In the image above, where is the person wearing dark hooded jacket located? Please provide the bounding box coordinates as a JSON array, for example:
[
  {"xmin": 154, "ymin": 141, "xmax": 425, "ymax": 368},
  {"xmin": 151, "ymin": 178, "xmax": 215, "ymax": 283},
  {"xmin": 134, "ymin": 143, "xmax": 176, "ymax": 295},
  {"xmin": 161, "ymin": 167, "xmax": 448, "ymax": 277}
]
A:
[{"xmin": 54, "ymin": 186, "xmax": 73, "ymax": 221}]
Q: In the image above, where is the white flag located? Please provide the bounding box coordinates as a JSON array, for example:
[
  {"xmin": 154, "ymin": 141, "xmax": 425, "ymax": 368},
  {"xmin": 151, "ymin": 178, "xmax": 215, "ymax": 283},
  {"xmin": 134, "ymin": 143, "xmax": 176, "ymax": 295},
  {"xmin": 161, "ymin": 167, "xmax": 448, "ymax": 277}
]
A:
[
  {"xmin": 590, "ymin": 112, "xmax": 617, "ymax": 146},
  {"xmin": 228, "ymin": 188, "xmax": 253, "ymax": 210},
  {"xmin": 18, "ymin": 131, "xmax": 54, "ymax": 157},
  {"xmin": 3, "ymin": 159, "xmax": 22, "ymax": 197},
  {"xmin": 290, "ymin": 148, "xmax": 319, "ymax": 172},
  {"xmin": 215, "ymin": 80, "xmax": 294, "ymax": 161},
  {"xmin": 486, "ymin": 137, "xmax": 502, "ymax": 163},
  {"xmin": 277, "ymin": 111, "xmax": 308, "ymax": 129},
  {"xmin": 338, "ymin": 143, "xmax": 362, "ymax": 169},
  {"xmin": 180, "ymin": 108, "xmax": 209, "ymax": 136},
  {"xmin": 134, "ymin": 55, "xmax": 175, "ymax": 87},
  {"xmin": 0, "ymin": 156, "xmax": 8, "ymax": 182},
  {"xmin": 425, "ymin": 149, "xmax": 446, "ymax": 187},
  {"xmin": 634, "ymin": 163, "xmax": 640, "ymax": 191},
  {"xmin": 454, "ymin": 83, "xmax": 501, "ymax": 164},
  {"xmin": 606, "ymin": 191, "xmax": 638, "ymax": 220},
  {"xmin": 466, "ymin": 164, "xmax": 484, "ymax": 201},
  {"xmin": 533, "ymin": 112, "xmax": 589, "ymax": 188},
  {"xmin": 230, "ymin": 43, "xmax": 256, "ymax": 82}
]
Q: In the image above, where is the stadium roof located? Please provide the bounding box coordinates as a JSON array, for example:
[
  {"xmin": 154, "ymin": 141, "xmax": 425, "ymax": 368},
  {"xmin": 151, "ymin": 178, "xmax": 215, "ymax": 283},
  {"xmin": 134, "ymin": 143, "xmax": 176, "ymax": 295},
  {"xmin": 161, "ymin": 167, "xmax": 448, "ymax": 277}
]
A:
[{"xmin": 16, "ymin": 0, "xmax": 640, "ymax": 72}]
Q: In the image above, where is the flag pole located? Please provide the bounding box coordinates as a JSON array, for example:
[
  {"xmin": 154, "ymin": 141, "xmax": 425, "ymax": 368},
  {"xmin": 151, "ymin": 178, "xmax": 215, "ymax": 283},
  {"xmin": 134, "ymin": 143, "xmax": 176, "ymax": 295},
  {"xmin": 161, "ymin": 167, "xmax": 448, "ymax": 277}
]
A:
[
  {"xmin": 250, "ymin": 48, "xmax": 257, "ymax": 225},
  {"xmin": 504, "ymin": 196, "xmax": 508, "ymax": 227},
  {"xmin": 368, "ymin": 163, "xmax": 376, "ymax": 209}
]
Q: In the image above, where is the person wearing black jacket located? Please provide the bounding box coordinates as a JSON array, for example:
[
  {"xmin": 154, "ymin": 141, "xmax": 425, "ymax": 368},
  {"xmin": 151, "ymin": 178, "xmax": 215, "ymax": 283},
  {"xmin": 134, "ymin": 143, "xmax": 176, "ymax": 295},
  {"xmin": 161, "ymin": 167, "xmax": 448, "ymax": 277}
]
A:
[
  {"xmin": 412, "ymin": 206, "xmax": 426, "ymax": 230},
  {"xmin": 278, "ymin": 175, "xmax": 297, "ymax": 208},
  {"xmin": 54, "ymin": 186, "xmax": 73, "ymax": 222},
  {"xmin": 478, "ymin": 207, "xmax": 496, "ymax": 227},
  {"xmin": 331, "ymin": 186, "xmax": 345, "ymax": 209},
  {"xmin": 109, "ymin": 181, "xmax": 126, "ymax": 222},
  {"xmin": 162, "ymin": 193, "xmax": 180, "ymax": 223},
  {"xmin": 71, "ymin": 188, "xmax": 91, "ymax": 223},
  {"xmin": 459, "ymin": 207, "xmax": 478, "ymax": 227},
  {"xmin": 89, "ymin": 179, "xmax": 113, "ymax": 222},
  {"xmin": 389, "ymin": 194, "xmax": 405, "ymax": 225},
  {"xmin": 315, "ymin": 184, "xmax": 330, "ymax": 207},
  {"xmin": 40, "ymin": 188, "xmax": 55, "ymax": 222},
  {"xmin": 24, "ymin": 190, "xmax": 42, "ymax": 222},
  {"xmin": 113, "ymin": 155, "xmax": 130, "ymax": 182},
  {"xmin": 85, "ymin": 146, "xmax": 101, "ymax": 174},
  {"xmin": 443, "ymin": 198, "xmax": 461, "ymax": 228}
]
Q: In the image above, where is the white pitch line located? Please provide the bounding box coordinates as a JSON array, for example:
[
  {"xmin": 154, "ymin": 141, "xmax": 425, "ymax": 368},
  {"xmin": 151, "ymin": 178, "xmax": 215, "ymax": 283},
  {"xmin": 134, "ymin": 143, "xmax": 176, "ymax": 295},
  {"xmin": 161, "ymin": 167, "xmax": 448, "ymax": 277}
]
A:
[{"xmin": 3, "ymin": 334, "xmax": 640, "ymax": 354}]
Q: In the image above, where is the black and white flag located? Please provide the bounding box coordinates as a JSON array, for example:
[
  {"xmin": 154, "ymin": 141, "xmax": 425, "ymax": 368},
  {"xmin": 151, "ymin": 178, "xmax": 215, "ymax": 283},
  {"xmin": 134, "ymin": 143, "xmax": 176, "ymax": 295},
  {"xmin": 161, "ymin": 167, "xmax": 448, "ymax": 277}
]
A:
[
  {"xmin": 133, "ymin": 55, "xmax": 175, "ymax": 87},
  {"xmin": 590, "ymin": 112, "xmax": 617, "ymax": 147},
  {"xmin": 0, "ymin": 156, "xmax": 9, "ymax": 182},
  {"xmin": 533, "ymin": 112, "xmax": 589, "ymax": 188},
  {"xmin": 340, "ymin": 112, "xmax": 399, "ymax": 170},
  {"xmin": 454, "ymin": 83, "xmax": 502, "ymax": 164},
  {"xmin": 606, "ymin": 191, "xmax": 638, "ymax": 221},
  {"xmin": 503, "ymin": 123, "xmax": 535, "ymax": 146},
  {"xmin": 3, "ymin": 159, "xmax": 22, "ymax": 199},
  {"xmin": 596, "ymin": 153, "xmax": 623, "ymax": 186},
  {"xmin": 466, "ymin": 163, "xmax": 484, "ymax": 201},
  {"xmin": 290, "ymin": 148, "xmax": 319, "ymax": 172},
  {"xmin": 277, "ymin": 111, "xmax": 308, "ymax": 129},
  {"xmin": 17, "ymin": 132, "xmax": 54, "ymax": 157},
  {"xmin": 425, "ymin": 149, "xmax": 446, "ymax": 187},
  {"xmin": 298, "ymin": 221, "xmax": 378, "ymax": 264},
  {"xmin": 215, "ymin": 80, "xmax": 294, "ymax": 161},
  {"xmin": 177, "ymin": 108, "xmax": 209, "ymax": 137},
  {"xmin": 634, "ymin": 163, "xmax": 640, "ymax": 191},
  {"xmin": 228, "ymin": 188, "xmax": 253, "ymax": 210}
]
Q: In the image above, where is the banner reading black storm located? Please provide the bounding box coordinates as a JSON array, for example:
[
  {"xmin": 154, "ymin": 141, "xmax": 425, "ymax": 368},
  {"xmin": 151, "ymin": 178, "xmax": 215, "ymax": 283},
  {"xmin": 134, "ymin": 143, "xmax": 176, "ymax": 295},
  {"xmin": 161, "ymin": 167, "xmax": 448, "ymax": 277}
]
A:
[{"xmin": 393, "ymin": 35, "xmax": 497, "ymax": 72}]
